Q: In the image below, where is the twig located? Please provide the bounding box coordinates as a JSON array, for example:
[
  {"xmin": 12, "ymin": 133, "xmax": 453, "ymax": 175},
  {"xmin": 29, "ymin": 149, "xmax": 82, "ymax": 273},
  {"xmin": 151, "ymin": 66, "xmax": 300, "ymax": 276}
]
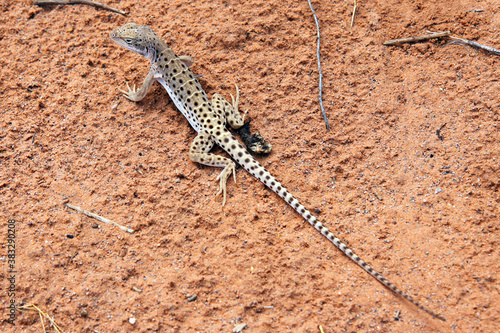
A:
[
  {"xmin": 65, "ymin": 203, "xmax": 134, "ymax": 233},
  {"xmin": 306, "ymin": 0, "xmax": 330, "ymax": 130},
  {"xmin": 33, "ymin": 0, "xmax": 126, "ymax": 15},
  {"xmin": 448, "ymin": 35, "xmax": 500, "ymax": 56},
  {"xmin": 394, "ymin": 309, "xmax": 401, "ymax": 321},
  {"xmin": 385, "ymin": 30, "xmax": 500, "ymax": 57},
  {"xmin": 351, "ymin": 0, "xmax": 358, "ymax": 28},
  {"xmin": 383, "ymin": 31, "xmax": 450, "ymax": 45},
  {"xmin": 17, "ymin": 303, "xmax": 65, "ymax": 333},
  {"xmin": 427, "ymin": 30, "xmax": 500, "ymax": 56},
  {"xmin": 436, "ymin": 123, "xmax": 446, "ymax": 141}
]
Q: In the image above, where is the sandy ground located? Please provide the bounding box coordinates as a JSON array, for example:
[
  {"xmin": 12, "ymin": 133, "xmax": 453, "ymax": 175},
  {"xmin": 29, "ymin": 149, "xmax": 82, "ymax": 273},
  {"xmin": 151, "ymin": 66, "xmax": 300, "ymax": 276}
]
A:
[{"xmin": 1, "ymin": 0, "xmax": 499, "ymax": 332}]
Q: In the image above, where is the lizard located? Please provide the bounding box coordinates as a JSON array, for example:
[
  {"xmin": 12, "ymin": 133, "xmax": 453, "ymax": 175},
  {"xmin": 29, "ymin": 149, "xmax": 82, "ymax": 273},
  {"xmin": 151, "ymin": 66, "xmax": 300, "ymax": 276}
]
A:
[{"xmin": 110, "ymin": 23, "xmax": 445, "ymax": 321}]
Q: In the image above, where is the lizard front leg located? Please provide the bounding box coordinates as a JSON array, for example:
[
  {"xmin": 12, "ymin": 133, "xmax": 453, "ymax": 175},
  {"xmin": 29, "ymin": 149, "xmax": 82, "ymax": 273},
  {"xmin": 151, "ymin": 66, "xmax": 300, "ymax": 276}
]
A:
[
  {"xmin": 119, "ymin": 66, "xmax": 156, "ymax": 102},
  {"xmin": 178, "ymin": 55, "xmax": 194, "ymax": 68},
  {"xmin": 189, "ymin": 130, "xmax": 236, "ymax": 206},
  {"xmin": 120, "ymin": 56, "xmax": 193, "ymax": 102}
]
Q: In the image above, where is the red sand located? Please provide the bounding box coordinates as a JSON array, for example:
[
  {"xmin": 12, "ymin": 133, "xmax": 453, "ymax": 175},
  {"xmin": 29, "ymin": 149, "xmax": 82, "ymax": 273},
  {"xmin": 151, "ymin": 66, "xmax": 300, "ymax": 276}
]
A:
[{"xmin": 1, "ymin": 0, "xmax": 499, "ymax": 332}]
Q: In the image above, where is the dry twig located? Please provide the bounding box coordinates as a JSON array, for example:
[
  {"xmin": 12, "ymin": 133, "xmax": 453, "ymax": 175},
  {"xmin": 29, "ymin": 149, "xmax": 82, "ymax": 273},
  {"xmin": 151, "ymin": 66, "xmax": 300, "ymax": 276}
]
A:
[
  {"xmin": 448, "ymin": 35, "xmax": 500, "ymax": 56},
  {"xmin": 351, "ymin": 0, "xmax": 358, "ymax": 28},
  {"xmin": 383, "ymin": 31, "xmax": 451, "ymax": 45},
  {"xmin": 65, "ymin": 203, "xmax": 134, "ymax": 233},
  {"xmin": 384, "ymin": 30, "xmax": 500, "ymax": 57},
  {"xmin": 33, "ymin": 0, "xmax": 126, "ymax": 15},
  {"xmin": 306, "ymin": 0, "xmax": 330, "ymax": 130},
  {"xmin": 17, "ymin": 303, "xmax": 65, "ymax": 333}
]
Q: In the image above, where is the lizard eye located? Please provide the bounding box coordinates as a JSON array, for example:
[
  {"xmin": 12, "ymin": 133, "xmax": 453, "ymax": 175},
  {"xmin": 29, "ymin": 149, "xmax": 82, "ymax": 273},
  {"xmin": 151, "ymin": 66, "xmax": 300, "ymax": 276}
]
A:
[{"xmin": 124, "ymin": 38, "xmax": 133, "ymax": 44}]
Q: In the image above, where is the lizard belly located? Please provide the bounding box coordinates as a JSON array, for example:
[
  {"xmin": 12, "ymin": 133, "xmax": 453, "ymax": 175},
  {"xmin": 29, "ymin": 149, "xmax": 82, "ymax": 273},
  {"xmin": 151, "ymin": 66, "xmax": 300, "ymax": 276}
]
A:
[{"xmin": 157, "ymin": 77, "xmax": 201, "ymax": 132}]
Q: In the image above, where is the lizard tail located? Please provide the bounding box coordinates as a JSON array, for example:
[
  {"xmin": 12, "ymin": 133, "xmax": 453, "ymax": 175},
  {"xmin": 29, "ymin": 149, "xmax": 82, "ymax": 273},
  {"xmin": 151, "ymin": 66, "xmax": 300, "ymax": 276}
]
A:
[
  {"xmin": 232, "ymin": 145, "xmax": 445, "ymax": 321},
  {"xmin": 295, "ymin": 199, "xmax": 446, "ymax": 321}
]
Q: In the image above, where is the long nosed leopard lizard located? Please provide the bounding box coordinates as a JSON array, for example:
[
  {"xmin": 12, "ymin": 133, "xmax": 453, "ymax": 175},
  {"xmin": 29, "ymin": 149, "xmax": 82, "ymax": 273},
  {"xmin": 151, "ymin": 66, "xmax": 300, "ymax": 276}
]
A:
[{"xmin": 110, "ymin": 23, "xmax": 445, "ymax": 321}]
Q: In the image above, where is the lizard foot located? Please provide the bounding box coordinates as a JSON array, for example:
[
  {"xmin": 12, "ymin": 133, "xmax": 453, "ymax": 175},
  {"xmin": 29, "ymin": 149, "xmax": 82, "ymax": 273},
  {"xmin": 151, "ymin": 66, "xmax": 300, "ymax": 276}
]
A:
[
  {"xmin": 119, "ymin": 82, "xmax": 142, "ymax": 102},
  {"xmin": 215, "ymin": 163, "xmax": 237, "ymax": 206},
  {"xmin": 227, "ymin": 83, "xmax": 247, "ymax": 128}
]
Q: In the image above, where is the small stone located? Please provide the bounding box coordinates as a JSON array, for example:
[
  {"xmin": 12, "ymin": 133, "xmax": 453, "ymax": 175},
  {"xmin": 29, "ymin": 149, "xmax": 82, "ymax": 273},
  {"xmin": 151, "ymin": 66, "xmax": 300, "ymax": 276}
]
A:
[
  {"xmin": 435, "ymin": 187, "xmax": 442, "ymax": 194},
  {"xmin": 233, "ymin": 323, "xmax": 247, "ymax": 332},
  {"xmin": 129, "ymin": 317, "xmax": 136, "ymax": 324}
]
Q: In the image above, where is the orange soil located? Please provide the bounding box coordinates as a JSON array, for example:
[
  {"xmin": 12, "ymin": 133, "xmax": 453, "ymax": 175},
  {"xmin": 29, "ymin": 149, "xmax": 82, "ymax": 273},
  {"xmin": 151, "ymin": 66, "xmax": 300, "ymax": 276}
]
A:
[{"xmin": 1, "ymin": 0, "xmax": 499, "ymax": 332}]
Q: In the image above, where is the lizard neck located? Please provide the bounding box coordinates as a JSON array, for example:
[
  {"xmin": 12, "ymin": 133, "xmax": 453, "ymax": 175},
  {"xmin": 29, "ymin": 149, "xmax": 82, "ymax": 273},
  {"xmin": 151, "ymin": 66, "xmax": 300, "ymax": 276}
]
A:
[{"xmin": 148, "ymin": 39, "xmax": 170, "ymax": 62}]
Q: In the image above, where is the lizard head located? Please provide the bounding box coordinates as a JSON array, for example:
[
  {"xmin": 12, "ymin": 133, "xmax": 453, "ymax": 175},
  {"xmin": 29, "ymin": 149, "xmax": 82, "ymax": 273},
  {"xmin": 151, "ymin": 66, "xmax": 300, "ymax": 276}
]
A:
[{"xmin": 110, "ymin": 23, "xmax": 160, "ymax": 59}]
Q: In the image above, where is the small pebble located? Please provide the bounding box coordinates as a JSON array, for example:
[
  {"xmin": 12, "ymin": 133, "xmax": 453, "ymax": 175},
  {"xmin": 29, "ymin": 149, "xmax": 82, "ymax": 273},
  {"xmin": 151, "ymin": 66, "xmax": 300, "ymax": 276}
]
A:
[
  {"xmin": 233, "ymin": 323, "xmax": 247, "ymax": 332},
  {"xmin": 435, "ymin": 187, "xmax": 442, "ymax": 194},
  {"xmin": 129, "ymin": 317, "xmax": 136, "ymax": 324}
]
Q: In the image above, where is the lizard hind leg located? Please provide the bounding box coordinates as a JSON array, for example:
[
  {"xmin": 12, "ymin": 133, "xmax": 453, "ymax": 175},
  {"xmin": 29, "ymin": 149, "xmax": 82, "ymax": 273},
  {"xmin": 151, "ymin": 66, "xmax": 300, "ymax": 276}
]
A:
[
  {"xmin": 189, "ymin": 130, "xmax": 237, "ymax": 206},
  {"xmin": 212, "ymin": 84, "xmax": 246, "ymax": 130}
]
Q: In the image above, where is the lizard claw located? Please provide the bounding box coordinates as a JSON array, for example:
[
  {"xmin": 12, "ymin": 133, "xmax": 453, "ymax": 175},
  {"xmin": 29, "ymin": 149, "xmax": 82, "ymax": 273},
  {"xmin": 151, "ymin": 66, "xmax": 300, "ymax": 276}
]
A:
[
  {"xmin": 119, "ymin": 82, "xmax": 140, "ymax": 101},
  {"xmin": 227, "ymin": 84, "xmax": 246, "ymax": 127},
  {"xmin": 230, "ymin": 84, "xmax": 240, "ymax": 112},
  {"xmin": 215, "ymin": 163, "xmax": 237, "ymax": 206}
]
